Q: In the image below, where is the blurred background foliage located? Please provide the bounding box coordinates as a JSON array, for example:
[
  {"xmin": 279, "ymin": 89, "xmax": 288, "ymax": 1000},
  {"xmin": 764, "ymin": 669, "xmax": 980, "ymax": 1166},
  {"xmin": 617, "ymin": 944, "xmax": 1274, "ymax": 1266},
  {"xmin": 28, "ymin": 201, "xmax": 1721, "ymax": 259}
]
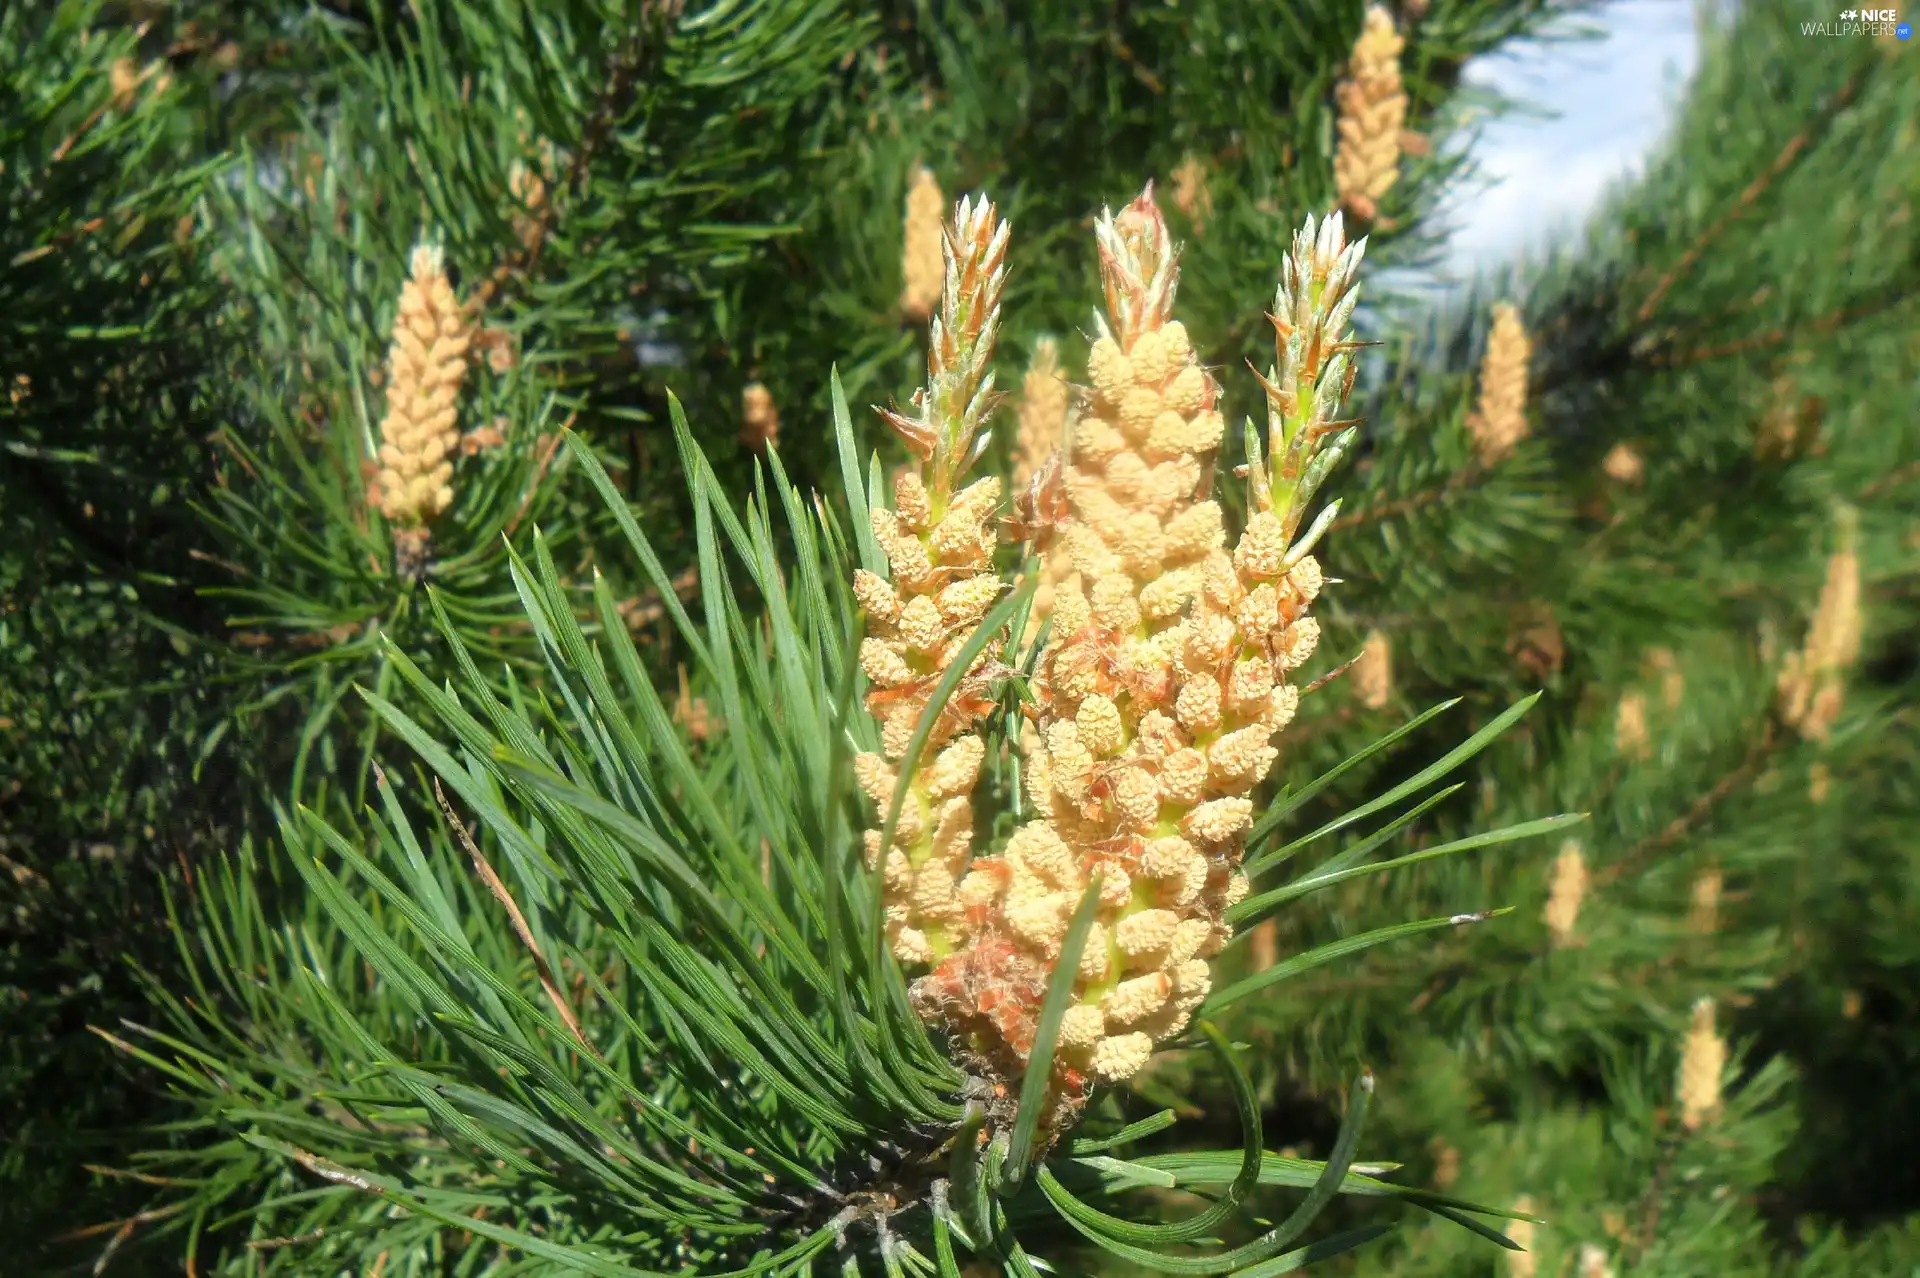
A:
[{"xmin": 2, "ymin": 0, "xmax": 1915, "ymax": 1272}]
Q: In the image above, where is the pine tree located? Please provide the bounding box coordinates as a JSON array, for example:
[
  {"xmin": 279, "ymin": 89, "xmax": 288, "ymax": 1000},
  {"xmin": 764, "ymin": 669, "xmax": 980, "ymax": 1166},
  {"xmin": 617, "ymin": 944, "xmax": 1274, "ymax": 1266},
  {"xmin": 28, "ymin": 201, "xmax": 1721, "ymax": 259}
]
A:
[
  {"xmin": 0, "ymin": 2, "xmax": 248, "ymax": 1251},
  {"xmin": 5, "ymin": 0, "xmax": 864, "ymax": 1258},
  {"xmin": 52, "ymin": 0, "xmax": 1589, "ymax": 1251},
  {"xmin": 4, "ymin": 0, "xmax": 860, "ymax": 1263},
  {"xmin": 1110, "ymin": 0, "xmax": 1920, "ymax": 1272},
  {"xmin": 180, "ymin": 0, "xmax": 868, "ymax": 809},
  {"xmin": 106, "ymin": 179, "xmax": 1576, "ymax": 1273},
  {"xmin": 36, "ymin": 0, "xmax": 1892, "ymax": 1272}
]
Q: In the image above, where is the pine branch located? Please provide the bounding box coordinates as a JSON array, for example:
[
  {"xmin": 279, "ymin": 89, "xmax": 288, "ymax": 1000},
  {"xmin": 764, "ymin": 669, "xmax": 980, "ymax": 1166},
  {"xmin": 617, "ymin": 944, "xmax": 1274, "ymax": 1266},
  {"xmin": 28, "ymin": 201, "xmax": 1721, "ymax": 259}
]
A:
[
  {"xmin": 1643, "ymin": 288, "xmax": 1914, "ymax": 368},
  {"xmin": 1594, "ymin": 721, "xmax": 1779, "ymax": 890},
  {"xmin": 465, "ymin": 20, "xmax": 661, "ymax": 318},
  {"xmin": 1631, "ymin": 63, "xmax": 1872, "ymax": 325},
  {"xmin": 1861, "ymin": 459, "xmax": 1920, "ymax": 500},
  {"xmin": 1623, "ymin": 1122, "xmax": 1693, "ymax": 1270},
  {"xmin": 434, "ymin": 777, "xmax": 597, "ymax": 1059},
  {"xmin": 1331, "ymin": 462, "xmax": 1484, "ymax": 533}
]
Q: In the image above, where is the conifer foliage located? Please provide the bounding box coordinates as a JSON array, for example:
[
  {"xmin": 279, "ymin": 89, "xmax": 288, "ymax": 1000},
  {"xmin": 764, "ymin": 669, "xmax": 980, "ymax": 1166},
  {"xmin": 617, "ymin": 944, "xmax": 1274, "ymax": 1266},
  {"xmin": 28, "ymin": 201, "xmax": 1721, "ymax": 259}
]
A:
[
  {"xmin": 1165, "ymin": 1, "xmax": 1920, "ymax": 1272},
  {"xmin": 117, "ymin": 173, "xmax": 1578, "ymax": 1272},
  {"xmin": 186, "ymin": 0, "xmax": 867, "ymax": 804},
  {"xmin": 13, "ymin": 0, "xmax": 1918, "ymax": 1273},
  {"xmin": 1, "ymin": 1, "xmax": 238, "ymax": 1249}
]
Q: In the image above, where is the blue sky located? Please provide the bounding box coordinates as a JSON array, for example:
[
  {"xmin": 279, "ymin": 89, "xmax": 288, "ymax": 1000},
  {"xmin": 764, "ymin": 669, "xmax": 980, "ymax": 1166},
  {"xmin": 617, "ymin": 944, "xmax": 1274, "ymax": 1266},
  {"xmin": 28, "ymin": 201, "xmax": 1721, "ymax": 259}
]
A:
[{"xmin": 1439, "ymin": 0, "xmax": 1704, "ymax": 275}]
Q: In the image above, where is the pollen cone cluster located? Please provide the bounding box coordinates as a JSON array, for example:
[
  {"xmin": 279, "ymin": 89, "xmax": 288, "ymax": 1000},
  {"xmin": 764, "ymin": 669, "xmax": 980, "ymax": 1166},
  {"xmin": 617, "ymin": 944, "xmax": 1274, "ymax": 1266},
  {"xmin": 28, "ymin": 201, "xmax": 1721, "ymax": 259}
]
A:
[
  {"xmin": 1012, "ymin": 338, "xmax": 1078, "ymax": 646},
  {"xmin": 1353, "ymin": 628, "xmax": 1393, "ymax": 709},
  {"xmin": 1777, "ymin": 508, "xmax": 1862, "ymax": 741},
  {"xmin": 1333, "ymin": 6, "xmax": 1408, "ymax": 224},
  {"xmin": 899, "ymin": 167, "xmax": 947, "ymax": 321},
  {"xmin": 912, "ymin": 192, "xmax": 1367, "ymax": 1111},
  {"xmin": 1170, "ymin": 153, "xmax": 1214, "ymax": 232},
  {"xmin": 1689, "ymin": 865, "xmax": 1722, "ymax": 934},
  {"xmin": 1467, "ymin": 302, "xmax": 1532, "ymax": 464},
  {"xmin": 374, "ymin": 244, "xmax": 472, "ymax": 529},
  {"xmin": 1677, "ymin": 996, "xmax": 1726, "ymax": 1131},
  {"xmin": 852, "ymin": 194, "xmax": 1012, "ymax": 968},
  {"xmin": 1614, "ymin": 688, "xmax": 1650, "ymax": 761},
  {"xmin": 1543, "ymin": 839, "xmax": 1587, "ymax": 948},
  {"xmin": 740, "ymin": 380, "xmax": 779, "ymax": 452},
  {"xmin": 1014, "ymin": 338, "xmax": 1071, "ymax": 493},
  {"xmin": 1756, "ymin": 372, "xmax": 1824, "ymax": 460},
  {"xmin": 1505, "ymin": 1197, "xmax": 1538, "ymax": 1278},
  {"xmin": 109, "ymin": 57, "xmax": 141, "ymax": 110},
  {"xmin": 1602, "ymin": 442, "xmax": 1645, "ymax": 485}
]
